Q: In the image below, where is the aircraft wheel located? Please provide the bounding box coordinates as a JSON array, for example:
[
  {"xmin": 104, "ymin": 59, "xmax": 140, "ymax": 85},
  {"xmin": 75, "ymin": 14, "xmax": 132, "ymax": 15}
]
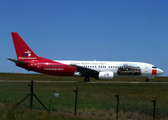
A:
[
  {"xmin": 84, "ymin": 77, "xmax": 90, "ymax": 82},
  {"xmin": 146, "ymin": 78, "xmax": 149, "ymax": 82}
]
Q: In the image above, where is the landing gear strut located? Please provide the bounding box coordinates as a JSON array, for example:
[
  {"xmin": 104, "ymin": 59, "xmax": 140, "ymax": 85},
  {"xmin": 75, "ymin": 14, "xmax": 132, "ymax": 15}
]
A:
[{"xmin": 84, "ymin": 77, "xmax": 90, "ymax": 82}]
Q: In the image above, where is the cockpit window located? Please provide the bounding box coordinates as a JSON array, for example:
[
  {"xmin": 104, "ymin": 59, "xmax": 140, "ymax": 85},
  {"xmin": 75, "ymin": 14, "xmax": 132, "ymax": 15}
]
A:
[{"xmin": 152, "ymin": 66, "xmax": 157, "ymax": 68}]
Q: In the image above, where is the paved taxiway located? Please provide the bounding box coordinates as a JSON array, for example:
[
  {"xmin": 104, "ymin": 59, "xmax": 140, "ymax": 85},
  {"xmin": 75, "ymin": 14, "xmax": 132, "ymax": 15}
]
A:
[{"xmin": 0, "ymin": 80, "xmax": 168, "ymax": 84}]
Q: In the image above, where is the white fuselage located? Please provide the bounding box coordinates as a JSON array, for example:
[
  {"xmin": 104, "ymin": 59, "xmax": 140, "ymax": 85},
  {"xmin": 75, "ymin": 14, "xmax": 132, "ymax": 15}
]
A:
[{"xmin": 56, "ymin": 60, "xmax": 163, "ymax": 77}]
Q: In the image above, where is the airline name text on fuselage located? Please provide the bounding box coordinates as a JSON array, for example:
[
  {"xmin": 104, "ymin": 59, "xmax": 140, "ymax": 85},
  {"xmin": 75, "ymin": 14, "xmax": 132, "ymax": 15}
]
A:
[
  {"xmin": 18, "ymin": 57, "xmax": 37, "ymax": 60},
  {"xmin": 70, "ymin": 62, "xmax": 106, "ymax": 65}
]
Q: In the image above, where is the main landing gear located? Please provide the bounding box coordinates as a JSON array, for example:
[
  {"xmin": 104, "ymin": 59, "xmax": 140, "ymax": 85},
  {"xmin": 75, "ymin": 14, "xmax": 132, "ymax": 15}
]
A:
[
  {"xmin": 84, "ymin": 77, "xmax": 90, "ymax": 82},
  {"xmin": 146, "ymin": 78, "xmax": 149, "ymax": 82}
]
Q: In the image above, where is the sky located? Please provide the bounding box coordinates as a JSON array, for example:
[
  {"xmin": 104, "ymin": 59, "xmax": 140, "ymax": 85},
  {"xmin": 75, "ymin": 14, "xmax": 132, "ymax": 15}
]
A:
[{"xmin": 0, "ymin": 0, "xmax": 168, "ymax": 76}]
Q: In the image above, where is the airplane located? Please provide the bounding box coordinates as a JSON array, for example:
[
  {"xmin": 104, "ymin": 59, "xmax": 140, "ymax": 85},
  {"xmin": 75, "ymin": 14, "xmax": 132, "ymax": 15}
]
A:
[{"xmin": 8, "ymin": 32, "xmax": 163, "ymax": 82}]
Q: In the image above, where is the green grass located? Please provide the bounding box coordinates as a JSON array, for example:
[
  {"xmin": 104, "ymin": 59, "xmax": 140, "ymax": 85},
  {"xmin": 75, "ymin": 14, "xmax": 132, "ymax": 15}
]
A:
[
  {"xmin": 0, "ymin": 73, "xmax": 168, "ymax": 119},
  {"xmin": 0, "ymin": 103, "xmax": 93, "ymax": 120}
]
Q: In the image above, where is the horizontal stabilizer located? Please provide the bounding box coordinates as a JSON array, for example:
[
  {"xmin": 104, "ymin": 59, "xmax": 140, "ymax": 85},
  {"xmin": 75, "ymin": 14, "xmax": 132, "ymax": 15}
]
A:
[{"xmin": 7, "ymin": 58, "xmax": 28, "ymax": 64}]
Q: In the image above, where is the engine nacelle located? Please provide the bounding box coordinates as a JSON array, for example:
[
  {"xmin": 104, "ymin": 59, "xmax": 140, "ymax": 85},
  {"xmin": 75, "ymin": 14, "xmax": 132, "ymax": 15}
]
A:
[
  {"xmin": 73, "ymin": 72, "xmax": 81, "ymax": 76},
  {"xmin": 98, "ymin": 72, "xmax": 114, "ymax": 80}
]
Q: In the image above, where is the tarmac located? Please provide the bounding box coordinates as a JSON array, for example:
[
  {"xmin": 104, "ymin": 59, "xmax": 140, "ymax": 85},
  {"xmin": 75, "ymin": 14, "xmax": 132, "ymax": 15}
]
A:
[{"xmin": 0, "ymin": 80, "xmax": 168, "ymax": 84}]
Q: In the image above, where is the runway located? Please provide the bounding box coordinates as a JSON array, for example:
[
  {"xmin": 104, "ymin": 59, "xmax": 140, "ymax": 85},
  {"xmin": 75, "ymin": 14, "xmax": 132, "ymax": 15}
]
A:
[{"xmin": 0, "ymin": 80, "xmax": 168, "ymax": 84}]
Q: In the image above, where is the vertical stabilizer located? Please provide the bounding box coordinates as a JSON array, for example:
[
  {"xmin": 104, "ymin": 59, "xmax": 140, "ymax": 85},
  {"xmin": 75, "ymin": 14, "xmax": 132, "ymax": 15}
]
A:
[{"xmin": 11, "ymin": 32, "xmax": 38, "ymax": 61}]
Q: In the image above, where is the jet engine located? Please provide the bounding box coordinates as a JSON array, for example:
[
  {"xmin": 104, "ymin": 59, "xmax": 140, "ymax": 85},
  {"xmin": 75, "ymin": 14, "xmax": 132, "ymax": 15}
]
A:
[
  {"xmin": 98, "ymin": 72, "xmax": 114, "ymax": 80},
  {"xmin": 73, "ymin": 72, "xmax": 81, "ymax": 76}
]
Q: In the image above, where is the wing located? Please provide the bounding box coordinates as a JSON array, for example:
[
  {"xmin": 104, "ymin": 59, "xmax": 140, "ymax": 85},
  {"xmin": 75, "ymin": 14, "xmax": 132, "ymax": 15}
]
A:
[{"xmin": 70, "ymin": 64, "xmax": 99, "ymax": 77}]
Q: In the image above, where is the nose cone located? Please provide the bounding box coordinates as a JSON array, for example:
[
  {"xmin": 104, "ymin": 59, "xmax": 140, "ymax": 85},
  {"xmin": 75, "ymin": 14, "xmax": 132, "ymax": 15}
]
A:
[{"xmin": 158, "ymin": 69, "xmax": 164, "ymax": 75}]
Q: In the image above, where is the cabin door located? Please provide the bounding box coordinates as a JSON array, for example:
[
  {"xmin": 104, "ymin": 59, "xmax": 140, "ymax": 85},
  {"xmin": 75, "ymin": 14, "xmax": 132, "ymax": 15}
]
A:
[
  {"xmin": 145, "ymin": 65, "xmax": 148, "ymax": 72},
  {"xmin": 37, "ymin": 63, "xmax": 41, "ymax": 70}
]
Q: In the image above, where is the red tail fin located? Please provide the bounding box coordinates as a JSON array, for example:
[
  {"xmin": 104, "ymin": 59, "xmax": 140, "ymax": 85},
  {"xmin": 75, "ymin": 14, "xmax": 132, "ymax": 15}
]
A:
[{"xmin": 11, "ymin": 32, "xmax": 38, "ymax": 61}]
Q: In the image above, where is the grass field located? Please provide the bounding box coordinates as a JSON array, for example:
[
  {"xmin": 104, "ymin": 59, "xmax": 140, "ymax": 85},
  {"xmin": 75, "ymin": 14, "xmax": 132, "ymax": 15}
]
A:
[{"xmin": 0, "ymin": 73, "xmax": 168, "ymax": 120}]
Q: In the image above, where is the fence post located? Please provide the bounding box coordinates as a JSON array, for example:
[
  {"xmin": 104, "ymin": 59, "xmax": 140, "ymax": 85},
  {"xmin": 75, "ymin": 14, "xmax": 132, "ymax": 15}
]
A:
[
  {"xmin": 28, "ymin": 81, "xmax": 33, "ymax": 111},
  {"xmin": 115, "ymin": 93, "xmax": 119, "ymax": 120},
  {"xmin": 15, "ymin": 81, "xmax": 50, "ymax": 113},
  {"xmin": 73, "ymin": 87, "xmax": 78, "ymax": 116},
  {"xmin": 151, "ymin": 98, "xmax": 156, "ymax": 120}
]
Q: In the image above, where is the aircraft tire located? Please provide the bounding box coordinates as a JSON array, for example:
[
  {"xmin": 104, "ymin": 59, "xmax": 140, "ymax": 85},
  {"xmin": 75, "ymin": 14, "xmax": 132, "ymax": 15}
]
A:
[
  {"xmin": 84, "ymin": 77, "xmax": 90, "ymax": 82},
  {"xmin": 146, "ymin": 78, "xmax": 149, "ymax": 82}
]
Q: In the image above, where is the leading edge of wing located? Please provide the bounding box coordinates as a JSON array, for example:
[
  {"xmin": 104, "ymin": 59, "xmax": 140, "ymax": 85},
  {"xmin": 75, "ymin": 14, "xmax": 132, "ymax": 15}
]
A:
[
  {"xmin": 7, "ymin": 58, "xmax": 28, "ymax": 64},
  {"xmin": 70, "ymin": 64, "xmax": 99, "ymax": 75}
]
